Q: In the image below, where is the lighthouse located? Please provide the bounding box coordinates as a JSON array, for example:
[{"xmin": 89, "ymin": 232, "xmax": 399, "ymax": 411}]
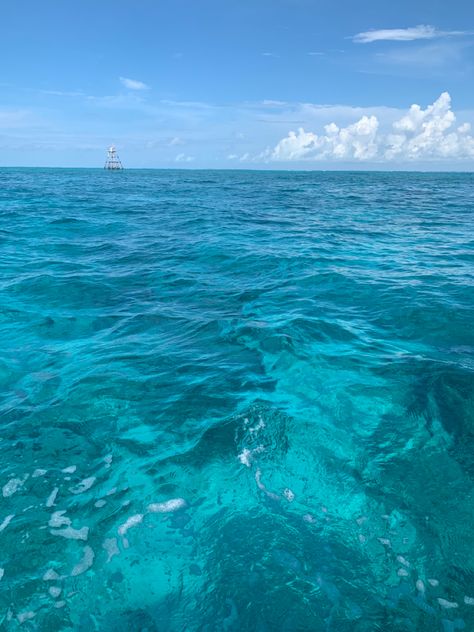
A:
[{"xmin": 104, "ymin": 145, "xmax": 124, "ymax": 170}]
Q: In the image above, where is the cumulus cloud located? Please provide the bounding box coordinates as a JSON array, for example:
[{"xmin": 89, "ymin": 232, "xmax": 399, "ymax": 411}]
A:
[
  {"xmin": 119, "ymin": 76, "xmax": 149, "ymax": 90},
  {"xmin": 353, "ymin": 25, "xmax": 468, "ymax": 44},
  {"xmin": 384, "ymin": 92, "xmax": 474, "ymax": 159},
  {"xmin": 266, "ymin": 93, "xmax": 474, "ymax": 163},
  {"xmin": 269, "ymin": 116, "xmax": 379, "ymax": 161}
]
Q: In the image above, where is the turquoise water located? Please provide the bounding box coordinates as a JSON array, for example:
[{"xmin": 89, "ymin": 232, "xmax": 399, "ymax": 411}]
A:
[{"xmin": 0, "ymin": 168, "xmax": 473, "ymax": 631}]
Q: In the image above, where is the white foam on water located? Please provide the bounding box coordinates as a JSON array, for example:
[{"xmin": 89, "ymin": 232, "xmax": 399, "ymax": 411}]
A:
[
  {"xmin": 46, "ymin": 487, "xmax": 59, "ymax": 508},
  {"xmin": 464, "ymin": 596, "xmax": 474, "ymax": 605},
  {"xmin": 428, "ymin": 579, "xmax": 439, "ymax": 587},
  {"xmin": 32, "ymin": 469, "xmax": 48, "ymax": 478},
  {"xmin": 0, "ymin": 569, "xmax": 4, "ymax": 581},
  {"xmin": 48, "ymin": 511, "xmax": 71, "ymax": 528},
  {"xmin": 51, "ymin": 526, "xmax": 89, "ymax": 541},
  {"xmin": 0, "ymin": 514, "xmax": 14, "ymax": 532},
  {"xmin": 238, "ymin": 448, "xmax": 252, "ymax": 467},
  {"xmin": 303, "ymin": 513, "xmax": 316, "ymax": 523},
  {"xmin": 55, "ymin": 601, "xmax": 66, "ymax": 609},
  {"xmin": 118, "ymin": 514, "xmax": 144, "ymax": 536},
  {"xmin": 397, "ymin": 568, "xmax": 409, "ymax": 577},
  {"xmin": 266, "ymin": 490, "xmax": 281, "ymax": 502},
  {"xmin": 249, "ymin": 418, "xmax": 265, "ymax": 434},
  {"xmin": 255, "ymin": 469, "xmax": 265, "ymax": 491},
  {"xmin": 237, "ymin": 446, "xmax": 264, "ymax": 468},
  {"xmin": 147, "ymin": 499, "xmax": 186, "ymax": 513},
  {"xmin": 62, "ymin": 466, "xmax": 76, "ymax": 474},
  {"xmin": 17, "ymin": 611, "xmax": 36, "ymax": 624},
  {"xmin": 103, "ymin": 537, "xmax": 120, "ymax": 562},
  {"xmin": 106, "ymin": 487, "xmax": 117, "ymax": 496},
  {"xmin": 416, "ymin": 580, "xmax": 425, "ymax": 593},
  {"xmin": 437, "ymin": 598, "xmax": 458, "ymax": 609},
  {"xmin": 94, "ymin": 499, "xmax": 107, "ymax": 508},
  {"xmin": 254, "ymin": 469, "xmax": 280, "ymax": 500},
  {"xmin": 70, "ymin": 546, "xmax": 94, "ymax": 576},
  {"xmin": 2, "ymin": 475, "xmax": 28, "ymax": 498},
  {"xmin": 283, "ymin": 488, "xmax": 295, "ymax": 502},
  {"xmin": 104, "ymin": 455, "xmax": 112, "ymax": 468},
  {"xmin": 49, "ymin": 586, "xmax": 62, "ymax": 598},
  {"xmin": 43, "ymin": 569, "xmax": 60, "ymax": 581},
  {"xmin": 396, "ymin": 556, "xmax": 410, "ymax": 567},
  {"xmin": 70, "ymin": 477, "xmax": 96, "ymax": 494}
]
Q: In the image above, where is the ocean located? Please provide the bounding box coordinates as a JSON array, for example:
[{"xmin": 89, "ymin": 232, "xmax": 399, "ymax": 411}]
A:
[{"xmin": 0, "ymin": 168, "xmax": 473, "ymax": 631}]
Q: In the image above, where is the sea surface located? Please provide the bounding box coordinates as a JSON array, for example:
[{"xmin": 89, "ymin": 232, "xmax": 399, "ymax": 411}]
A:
[{"xmin": 0, "ymin": 168, "xmax": 473, "ymax": 631}]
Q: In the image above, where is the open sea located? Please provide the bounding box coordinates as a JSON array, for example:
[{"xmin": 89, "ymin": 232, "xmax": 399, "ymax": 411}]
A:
[{"xmin": 0, "ymin": 168, "xmax": 473, "ymax": 631}]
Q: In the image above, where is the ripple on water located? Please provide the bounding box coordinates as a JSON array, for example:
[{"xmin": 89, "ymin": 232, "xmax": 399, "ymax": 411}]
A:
[{"xmin": 0, "ymin": 169, "xmax": 473, "ymax": 630}]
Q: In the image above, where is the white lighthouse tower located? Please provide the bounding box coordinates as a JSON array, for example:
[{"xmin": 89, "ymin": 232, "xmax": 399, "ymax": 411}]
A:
[{"xmin": 104, "ymin": 145, "xmax": 123, "ymax": 170}]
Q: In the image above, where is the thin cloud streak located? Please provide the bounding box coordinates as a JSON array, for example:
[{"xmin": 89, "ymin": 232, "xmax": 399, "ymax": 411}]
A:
[
  {"xmin": 119, "ymin": 76, "xmax": 149, "ymax": 90},
  {"xmin": 353, "ymin": 25, "xmax": 471, "ymax": 44}
]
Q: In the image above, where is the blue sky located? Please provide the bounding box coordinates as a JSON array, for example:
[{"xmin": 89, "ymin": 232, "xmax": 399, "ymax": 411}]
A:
[{"xmin": 1, "ymin": 0, "xmax": 474, "ymax": 168}]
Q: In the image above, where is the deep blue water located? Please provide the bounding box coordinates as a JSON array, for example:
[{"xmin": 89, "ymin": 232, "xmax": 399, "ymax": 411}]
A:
[{"xmin": 0, "ymin": 168, "xmax": 473, "ymax": 631}]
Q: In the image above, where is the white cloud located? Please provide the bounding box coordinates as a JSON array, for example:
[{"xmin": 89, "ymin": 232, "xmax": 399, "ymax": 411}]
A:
[
  {"xmin": 4, "ymin": 88, "xmax": 474, "ymax": 168},
  {"xmin": 175, "ymin": 153, "xmax": 194, "ymax": 163},
  {"xmin": 41, "ymin": 89, "xmax": 85, "ymax": 97},
  {"xmin": 384, "ymin": 92, "xmax": 474, "ymax": 159},
  {"xmin": 353, "ymin": 25, "xmax": 469, "ymax": 44},
  {"xmin": 269, "ymin": 115, "xmax": 379, "ymax": 161},
  {"xmin": 261, "ymin": 100, "xmax": 288, "ymax": 107},
  {"xmin": 169, "ymin": 136, "xmax": 184, "ymax": 146},
  {"xmin": 85, "ymin": 93, "xmax": 147, "ymax": 110},
  {"xmin": 119, "ymin": 76, "xmax": 149, "ymax": 90},
  {"xmin": 266, "ymin": 93, "xmax": 474, "ymax": 163},
  {"xmin": 160, "ymin": 99, "xmax": 214, "ymax": 110}
]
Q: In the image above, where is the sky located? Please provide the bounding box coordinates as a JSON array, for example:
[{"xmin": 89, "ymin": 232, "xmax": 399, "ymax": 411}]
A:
[{"xmin": 1, "ymin": 0, "xmax": 474, "ymax": 169}]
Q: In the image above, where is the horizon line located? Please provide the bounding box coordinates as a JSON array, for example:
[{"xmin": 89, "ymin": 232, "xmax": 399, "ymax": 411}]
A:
[{"xmin": 0, "ymin": 165, "xmax": 473, "ymax": 174}]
